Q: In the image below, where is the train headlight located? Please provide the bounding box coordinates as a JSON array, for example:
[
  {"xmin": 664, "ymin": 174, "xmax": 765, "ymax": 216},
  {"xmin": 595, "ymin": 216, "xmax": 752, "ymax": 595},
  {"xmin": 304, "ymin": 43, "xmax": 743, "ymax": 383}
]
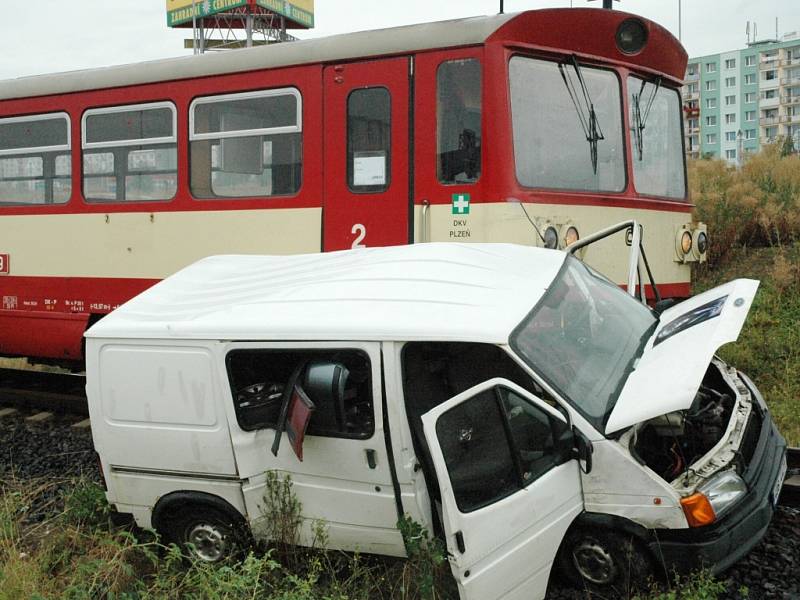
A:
[
  {"xmin": 697, "ymin": 231, "xmax": 709, "ymax": 255},
  {"xmin": 564, "ymin": 226, "xmax": 580, "ymax": 247},
  {"xmin": 616, "ymin": 18, "xmax": 648, "ymax": 55},
  {"xmin": 680, "ymin": 231, "xmax": 693, "ymax": 254},
  {"xmin": 543, "ymin": 226, "xmax": 559, "ymax": 249}
]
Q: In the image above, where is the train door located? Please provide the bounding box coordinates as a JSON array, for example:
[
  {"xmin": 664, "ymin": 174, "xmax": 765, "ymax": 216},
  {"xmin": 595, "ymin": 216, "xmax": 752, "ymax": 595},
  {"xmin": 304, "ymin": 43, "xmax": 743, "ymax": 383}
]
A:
[{"xmin": 322, "ymin": 57, "xmax": 411, "ymax": 251}]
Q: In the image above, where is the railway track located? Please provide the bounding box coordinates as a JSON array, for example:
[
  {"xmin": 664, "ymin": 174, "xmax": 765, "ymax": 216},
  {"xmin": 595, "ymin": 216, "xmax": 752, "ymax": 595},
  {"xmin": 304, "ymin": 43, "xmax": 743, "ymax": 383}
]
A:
[{"xmin": 1, "ymin": 367, "xmax": 799, "ymax": 508}]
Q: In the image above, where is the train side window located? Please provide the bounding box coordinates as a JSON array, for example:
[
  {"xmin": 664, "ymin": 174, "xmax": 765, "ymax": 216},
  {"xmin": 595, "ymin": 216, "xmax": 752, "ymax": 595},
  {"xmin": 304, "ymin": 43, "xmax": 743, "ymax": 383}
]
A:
[
  {"xmin": 437, "ymin": 59, "xmax": 482, "ymax": 184},
  {"xmin": 0, "ymin": 113, "xmax": 71, "ymax": 206},
  {"xmin": 347, "ymin": 87, "xmax": 390, "ymax": 193},
  {"xmin": 190, "ymin": 88, "xmax": 302, "ymax": 199},
  {"xmin": 226, "ymin": 348, "xmax": 374, "ymax": 439},
  {"xmin": 82, "ymin": 102, "xmax": 177, "ymax": 202}
]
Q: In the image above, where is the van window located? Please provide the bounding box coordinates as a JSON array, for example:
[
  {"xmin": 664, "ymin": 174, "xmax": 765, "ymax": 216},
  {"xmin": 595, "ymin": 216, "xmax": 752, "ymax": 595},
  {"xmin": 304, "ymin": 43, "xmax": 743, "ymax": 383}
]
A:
[
  {"xmin": 347, "ymin": 87, "xmax": 390, "ymax": 193},
  {"xmin": 190, "ymin": 88, "xmax": 302, "ymax": 198},
  {"xmin": 437, "ymin": 59, "xmax": 481, "ymax": 184},
  {"xmin": 0, "ymin": 113, "xmax": 71, "ymax": 205},
  {"xmin": 226, "ymin": 348, "xmax": 373, "ymax": 439},
  {"xmin": 435, "ymin": 384, "xmax": 565, "ymax": 513},
  {"xmin": 83, "ymin": 102, "xmax": 177, "ymax": 202}
]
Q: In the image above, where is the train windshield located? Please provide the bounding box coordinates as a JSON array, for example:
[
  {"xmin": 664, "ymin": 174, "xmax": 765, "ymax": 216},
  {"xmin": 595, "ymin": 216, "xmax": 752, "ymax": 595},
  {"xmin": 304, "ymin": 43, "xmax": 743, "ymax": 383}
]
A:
[
  {"xmin": 628, "ymin": 77, "xmax": 686, "ymax": 199},
  {"xmin": 509, "ymin": 56, "xmax": 625, "ymax": 193}
]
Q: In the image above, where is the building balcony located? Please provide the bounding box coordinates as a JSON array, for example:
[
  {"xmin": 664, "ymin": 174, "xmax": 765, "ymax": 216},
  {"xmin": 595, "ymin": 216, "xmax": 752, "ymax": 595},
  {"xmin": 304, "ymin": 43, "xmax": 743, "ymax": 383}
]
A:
[
  {"xmin": 781, "ymin": 95, "xmax": 800, "ymax": 105},
  {"xmin": 684, "ymin": 72, "xmax": 700, "ymax": 82},
  {"xmin": 760, "ymin": 116, "xmax": 781, "ymax": 125},
  {"xmin": 760, "ymin": 95, "xmax": 780, "ymax": 107},
  {"xmin": 782, "ymin": 57, "xmax": 800, "ymax": 67},
  {"xmin": 781, "ymin": 75, "xmax": 800, "ymax": 86},
  {"xmin": 788, "ymin": 113, "xmax": 800, "ymax": 124},
  {"xmin": 760, "ymin": 57, "xmax": 779, "ymax": 69},
  {"xmin": 761, "ymin": 77, "xmax": 780, "ymax": 88},
  {"xmin": 682, "ymin": 90, "xmax": 699, "ymax": 100}
]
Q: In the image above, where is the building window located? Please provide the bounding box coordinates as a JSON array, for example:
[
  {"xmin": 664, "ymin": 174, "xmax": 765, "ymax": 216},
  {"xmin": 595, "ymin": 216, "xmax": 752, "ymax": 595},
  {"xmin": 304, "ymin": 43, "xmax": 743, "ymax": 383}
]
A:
[
  {"xmin": 83, "ymin": 102, "xmax": 177, "ymax": 203},
  {"xmin": 725, "ymin": 149, "xmax": 736, "ymax": 159},
  {"xmin": 0, "ymin": 112, "xmax": 71, "ymax": 206},
  {"xmin": 688, "ymin": 118, "xmax": 698, "ymax": 129},
  {"xmin": 725, "ymin": 95, "xmax": 736, "ymax": 106},
  {"xmin": 745, "ymin": 111, "xmax": 756, "ymax": 121},
  {"xmin": 725, "ymin": 77, "xmax": 736, "ymax": 87},
  {"xmin": 687, "ymin": 65, "xmax": 699, "ymax": 77},
  {"xmin": 745, "ymin": 92, "xmax": 756, "ymax": 103},
  {"xmin": 706, "ymin": 133, "xmax": 717, "ymax": 144},
  {"xmin": 725, "ymin": 131, "xmax": 737, "ymax": 142},
  {"xmin": 705, "ymin": 80, "xmax": 717, "ymax": 91},
  {"xmin": 706, "ymin": 62, "xmax": 716, "ymax": 73},
  {"xmin": 706, "ymin": 98, "xmax": 717, "ymax": 109},
  {"xmin": 437, "ymin": 58, "xmax": 482, "ymax": 184},
  {"xmin": 725, "ymin": 58, "xmax": 736, "ymax": 69},
  {"xmin": 687, "ymin": 82, "xmax": 698, "ymax": 94},
  {"xmin": 744, "ymin": 73, "xmax": 756, "ymax": 85},
  {"xmin": 764, "ymin": 70, "xmax": 777, "ymax": 81},
  {"xmin": 745, "ymin": 55, "xmax": 756, "ymax": 67},
  {"xmin": 706, "ymin": 115, "xmax": 717, "ymax": 126},
  {"xmin": 725, "ymin": 113, "xmax": 736, "ymax": 124},
  {"xmin": 190, "ymin": 88, "xmax": 302, "ymax": 199},
  {"xmin": 348, "ymin": 87, "xmax": 391, "ymax": 193},
  {"xmin": 763, "ymin": 89, "xmax": 777, "ymax": 99},
  {"xmin": 745, "ymin": 129, "xmax": 757, "ymax": 140}
]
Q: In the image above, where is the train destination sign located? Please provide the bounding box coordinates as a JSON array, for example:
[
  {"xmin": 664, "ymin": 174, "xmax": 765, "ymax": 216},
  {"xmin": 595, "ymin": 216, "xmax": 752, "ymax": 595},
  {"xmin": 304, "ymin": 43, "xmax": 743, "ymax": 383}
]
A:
[{"xmin": 166, "ymin": 0, "xmax": 314, "ymax": 28}]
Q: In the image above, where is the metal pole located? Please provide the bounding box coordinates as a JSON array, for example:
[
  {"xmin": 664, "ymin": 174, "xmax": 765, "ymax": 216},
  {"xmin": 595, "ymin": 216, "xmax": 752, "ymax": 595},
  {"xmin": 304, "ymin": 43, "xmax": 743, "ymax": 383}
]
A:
[
  {"xmin": 192, "ymin": 0, "xmax": 197, "ymax": 54},
  {"xmin": 678, "ymin": 0, "xmax": 682, "ymax": 42},
  {"xmin": 246, "ymin": 10, "xmax": 254, "ymax": 47},
  {"xmin": 500, "ymin": 0, "xmax": 504, "ymax": 14},
  {"xmin": 603, "ymin": 0, "xmax": 612, "ymax": 9}
]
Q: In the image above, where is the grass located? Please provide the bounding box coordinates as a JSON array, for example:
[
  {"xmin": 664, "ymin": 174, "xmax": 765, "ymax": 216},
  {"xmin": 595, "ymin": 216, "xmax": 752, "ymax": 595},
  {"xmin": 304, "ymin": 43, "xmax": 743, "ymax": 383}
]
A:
[{"xmin": 694, "ymin": 243, "xmax": 800, "ymax": 446}]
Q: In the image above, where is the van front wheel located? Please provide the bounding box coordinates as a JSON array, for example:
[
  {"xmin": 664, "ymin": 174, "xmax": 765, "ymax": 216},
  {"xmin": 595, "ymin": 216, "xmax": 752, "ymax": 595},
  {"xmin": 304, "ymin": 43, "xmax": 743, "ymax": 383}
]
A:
[{"xmin": 556, "ymin": 527, "xmax": 653, "ymax": 593}]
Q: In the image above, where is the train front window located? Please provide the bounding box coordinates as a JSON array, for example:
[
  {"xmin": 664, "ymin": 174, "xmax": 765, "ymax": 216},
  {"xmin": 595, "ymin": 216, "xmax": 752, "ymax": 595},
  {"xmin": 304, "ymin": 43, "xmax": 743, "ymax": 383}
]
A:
[
  {"xmin": 437, "ymin": 59, "xmax": 481, "ymax": 184},
  {"xmin": 509, "ymin": 56, "xmax": 625, "ymax": 193},
  {"xmin": 628, "ymin": 77, "xmax": 686, "ymax": 199}
]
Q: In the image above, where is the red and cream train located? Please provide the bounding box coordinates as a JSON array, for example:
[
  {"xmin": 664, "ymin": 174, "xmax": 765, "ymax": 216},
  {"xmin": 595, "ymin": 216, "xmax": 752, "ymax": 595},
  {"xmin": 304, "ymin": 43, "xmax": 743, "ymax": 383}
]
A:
[{"xmin": 0, "ymin": 8, "xmax": 704, "ymax": 365}]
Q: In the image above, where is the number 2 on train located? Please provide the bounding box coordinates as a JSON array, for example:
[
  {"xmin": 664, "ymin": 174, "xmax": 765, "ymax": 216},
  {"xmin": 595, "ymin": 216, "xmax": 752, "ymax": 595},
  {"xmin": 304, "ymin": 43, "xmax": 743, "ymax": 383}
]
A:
[{"xmin": 351, "ymin": 224, "xmax": 366, "ymax": 248}]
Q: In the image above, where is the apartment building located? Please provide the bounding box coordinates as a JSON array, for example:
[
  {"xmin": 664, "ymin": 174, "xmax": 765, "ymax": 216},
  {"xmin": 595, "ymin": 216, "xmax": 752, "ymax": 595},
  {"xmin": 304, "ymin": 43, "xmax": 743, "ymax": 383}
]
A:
[{"xmin": 683, "ymin": 31, "xmax": 800, "ymax": 163}]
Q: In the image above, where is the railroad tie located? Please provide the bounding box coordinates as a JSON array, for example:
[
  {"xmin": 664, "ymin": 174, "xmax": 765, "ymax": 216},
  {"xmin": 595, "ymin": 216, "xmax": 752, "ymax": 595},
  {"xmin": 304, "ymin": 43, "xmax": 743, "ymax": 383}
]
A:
[
  {"xmin": 71, "ymin": 418, "xmax": 92, "ymax": 430},
  {"xmin": 25, "ymin": 411, "xmax": 54, "ymax": 423},
  {"xmin": 0, "ymin": 407, "xmax": 18, "ymax": 418}
]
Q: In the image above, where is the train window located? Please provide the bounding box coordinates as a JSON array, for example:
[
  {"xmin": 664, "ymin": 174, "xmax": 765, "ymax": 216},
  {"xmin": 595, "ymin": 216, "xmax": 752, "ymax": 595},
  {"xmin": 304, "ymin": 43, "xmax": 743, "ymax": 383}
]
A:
[
  {"xmin": 628, "ymin": 77, "xmax": 686, "ymax": 199},
  {"xmin": 0, "ymin": 113, "xmax": 71, "ymax": 206},
  {"xmin": 347, "ymin": 87, "xmax": 390, "ymax": 193},
  {"xmin": 437, "ymin": 59, "xmax": 481, "ymax": 184},
  {"xmin": 509, "ymin": 56, "xmax": 625, "ymax": 193},
  {"xmin": 190, "ymin": 88, "xmax": 302, "ymax": 199},
  {"xmin": 82, "ymin": 102, "xmax": 177, "ymax": 203},
  {"xmin": 226, "ymin": 348, "xmax": 374, "ymax": 439}
]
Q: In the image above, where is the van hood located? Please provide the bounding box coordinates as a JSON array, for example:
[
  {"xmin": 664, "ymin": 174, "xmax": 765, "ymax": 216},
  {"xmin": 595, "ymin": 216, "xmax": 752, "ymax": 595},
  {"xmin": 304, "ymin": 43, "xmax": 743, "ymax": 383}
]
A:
[{"xmin": 604, "ymin": 279, "xmax": 759, "ymax": 435}]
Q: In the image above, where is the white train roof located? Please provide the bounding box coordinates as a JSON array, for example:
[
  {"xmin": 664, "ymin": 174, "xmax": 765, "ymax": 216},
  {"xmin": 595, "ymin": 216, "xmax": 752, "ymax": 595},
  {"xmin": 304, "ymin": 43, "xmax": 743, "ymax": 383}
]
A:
[
  {"xmin": 0, "ymin": 12, "xmax": 514, "ymax": 101},
  {"xmin": 85, "ymin": 243, "xmax": 566, "ymax": 343}
]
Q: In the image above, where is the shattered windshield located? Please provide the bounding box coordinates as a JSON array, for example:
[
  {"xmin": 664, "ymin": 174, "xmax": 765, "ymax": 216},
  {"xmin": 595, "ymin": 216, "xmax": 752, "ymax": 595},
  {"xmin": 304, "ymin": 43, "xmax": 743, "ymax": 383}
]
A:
[
  {"xmin": 510, "ymin": 256, "xmax": 657, "ymax": 432},
  {"xmin": 628, "ymin": 76, "xmax": 686, "ymax": 199},
  {"xmin": 509, "ymin": 56, "xmax": 625, "ymax": 192}
]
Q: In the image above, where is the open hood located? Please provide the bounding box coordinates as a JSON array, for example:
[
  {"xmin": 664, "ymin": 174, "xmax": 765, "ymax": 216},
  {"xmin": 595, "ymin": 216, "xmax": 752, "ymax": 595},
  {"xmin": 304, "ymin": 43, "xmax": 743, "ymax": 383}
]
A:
[{"xmin": 604, "ymin": 279, "xmax": 759, "ymax": 435}]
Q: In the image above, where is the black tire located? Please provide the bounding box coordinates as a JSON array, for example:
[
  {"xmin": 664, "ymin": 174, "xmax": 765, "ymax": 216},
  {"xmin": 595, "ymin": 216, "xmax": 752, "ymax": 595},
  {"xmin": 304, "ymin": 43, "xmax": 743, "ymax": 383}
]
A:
[
  {"xmin": 160, "ymin": 504, "xmax": 250, "ymax": 563},
  {"xmin": 556, "ymin": 527, "xmax": 653, "ymax": 596}
]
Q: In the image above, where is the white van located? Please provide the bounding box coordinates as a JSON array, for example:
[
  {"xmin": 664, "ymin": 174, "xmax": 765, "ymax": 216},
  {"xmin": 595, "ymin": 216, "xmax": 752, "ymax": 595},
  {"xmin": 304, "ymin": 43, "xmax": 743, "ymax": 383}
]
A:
[{"xmin": 85, "ymin": 236, "xmax": 787, "ymax": 599}]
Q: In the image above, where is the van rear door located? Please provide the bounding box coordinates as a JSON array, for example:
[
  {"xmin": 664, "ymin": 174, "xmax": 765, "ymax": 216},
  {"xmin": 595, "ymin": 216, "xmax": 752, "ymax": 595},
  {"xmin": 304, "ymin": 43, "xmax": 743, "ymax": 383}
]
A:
[{"xmin": 422, "ymin": 378, "xmax": 583, "ymax": 600}]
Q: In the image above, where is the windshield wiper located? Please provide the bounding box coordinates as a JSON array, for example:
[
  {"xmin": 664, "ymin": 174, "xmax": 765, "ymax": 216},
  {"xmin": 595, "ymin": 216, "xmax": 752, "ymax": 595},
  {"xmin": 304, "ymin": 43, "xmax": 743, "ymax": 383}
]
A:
[
  {"xmin": 632, "ymin": 76, "xmax": 662, "ymax": 161},
  {"xmin": 558, "ymin": 55, "xmax": 605, "ymax": 174}
]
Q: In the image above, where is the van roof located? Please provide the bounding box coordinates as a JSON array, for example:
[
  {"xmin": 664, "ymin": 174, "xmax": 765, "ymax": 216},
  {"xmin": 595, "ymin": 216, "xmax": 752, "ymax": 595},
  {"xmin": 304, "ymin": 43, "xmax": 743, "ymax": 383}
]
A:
[{"xmin": 85, "ymin": 243, "xmax": 566, "ymax": 343}]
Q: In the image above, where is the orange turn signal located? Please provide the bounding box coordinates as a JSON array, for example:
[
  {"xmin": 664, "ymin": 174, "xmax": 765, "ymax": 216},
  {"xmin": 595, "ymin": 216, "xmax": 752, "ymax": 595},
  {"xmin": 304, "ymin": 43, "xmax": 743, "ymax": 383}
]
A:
[{"xmin": 680, "ymin": 493, "xmax": 716, "ymax": 528}]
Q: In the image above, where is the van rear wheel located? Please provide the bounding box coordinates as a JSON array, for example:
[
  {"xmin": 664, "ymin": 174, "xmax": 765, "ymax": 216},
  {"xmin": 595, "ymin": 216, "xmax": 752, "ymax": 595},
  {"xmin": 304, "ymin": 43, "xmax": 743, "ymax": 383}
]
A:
[{"xmin": 163, "ymin": 505, "xmax": 249, "ymax": 563}]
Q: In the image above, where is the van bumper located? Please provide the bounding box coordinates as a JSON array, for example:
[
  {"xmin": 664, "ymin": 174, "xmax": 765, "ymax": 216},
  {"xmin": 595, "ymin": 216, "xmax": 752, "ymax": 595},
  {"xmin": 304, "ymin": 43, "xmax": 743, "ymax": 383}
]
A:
[{"xmin": 648, "ymin": 403, "xmax": 787, "ymax": 575}]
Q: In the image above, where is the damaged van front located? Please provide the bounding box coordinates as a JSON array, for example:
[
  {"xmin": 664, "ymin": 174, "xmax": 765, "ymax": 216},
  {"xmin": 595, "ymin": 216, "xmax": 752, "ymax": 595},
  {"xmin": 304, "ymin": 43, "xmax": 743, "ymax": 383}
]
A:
[{"xmin": 509, "ymin": 244, "xmax": 786, "ymax": 589}]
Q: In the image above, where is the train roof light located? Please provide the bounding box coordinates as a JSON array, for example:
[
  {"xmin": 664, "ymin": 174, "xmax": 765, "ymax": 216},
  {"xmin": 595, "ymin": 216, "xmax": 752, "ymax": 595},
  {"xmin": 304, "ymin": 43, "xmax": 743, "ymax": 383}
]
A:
[{"xmin": 616, "ymin": 18, "xmax": 648, "ymax": 55}]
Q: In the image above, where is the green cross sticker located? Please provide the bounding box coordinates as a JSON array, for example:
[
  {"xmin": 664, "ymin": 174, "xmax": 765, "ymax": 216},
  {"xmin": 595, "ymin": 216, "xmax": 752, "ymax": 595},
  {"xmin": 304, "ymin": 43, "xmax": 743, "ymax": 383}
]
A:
[{"xmin": 452, "ymin": 193, "xmax": 470, "ymax": 215}]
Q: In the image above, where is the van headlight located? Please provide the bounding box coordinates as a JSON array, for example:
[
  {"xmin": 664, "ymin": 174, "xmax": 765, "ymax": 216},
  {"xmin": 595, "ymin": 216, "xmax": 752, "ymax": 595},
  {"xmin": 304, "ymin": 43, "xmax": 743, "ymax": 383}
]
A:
[
  {"xmin": 700, "ymin": 471, "xmax": 747, "ymax": 517},
  {"xmin": 681, "ymin": 471, "xmax": 746, "ymax": 527}
]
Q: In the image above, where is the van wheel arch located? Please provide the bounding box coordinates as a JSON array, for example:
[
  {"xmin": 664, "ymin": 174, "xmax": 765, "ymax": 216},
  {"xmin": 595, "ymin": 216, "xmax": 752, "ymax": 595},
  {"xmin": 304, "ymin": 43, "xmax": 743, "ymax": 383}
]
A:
[
  {"xmin": 152, "ymin": 491, "xmax": 252, "ymax": 560},
  {"xmin": 555, "ymin": 512, "xmax": 661, "ymax": 590}
]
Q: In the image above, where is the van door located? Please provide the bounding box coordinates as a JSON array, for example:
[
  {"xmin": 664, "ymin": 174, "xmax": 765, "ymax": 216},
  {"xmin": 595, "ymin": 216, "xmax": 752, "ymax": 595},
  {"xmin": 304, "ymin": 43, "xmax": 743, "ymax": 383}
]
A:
[
  {"xmin": 422, "ymin": 378, "xmax": 584, "ymax": 600},
  {"xmin": 322, "ymin": 57, "xmax": 410, "ymax": 250}
]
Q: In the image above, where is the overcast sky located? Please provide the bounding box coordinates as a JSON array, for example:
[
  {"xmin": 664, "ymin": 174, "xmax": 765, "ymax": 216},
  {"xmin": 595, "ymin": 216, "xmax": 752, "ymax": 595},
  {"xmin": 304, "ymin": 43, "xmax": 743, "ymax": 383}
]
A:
[{"xmin": 1, "ymin": 0, "xmax": 798, "ymax": 80}]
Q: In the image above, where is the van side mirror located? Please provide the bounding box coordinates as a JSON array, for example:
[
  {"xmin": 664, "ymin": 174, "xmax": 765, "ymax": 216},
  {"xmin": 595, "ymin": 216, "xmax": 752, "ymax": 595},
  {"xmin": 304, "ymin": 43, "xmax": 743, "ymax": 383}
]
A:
[
  {"xmin": 303, "ymin": 361, "xmax": 349, "ymax": 430},
  {"xmin": 653, "ymin": 298, "xmax": 678, "ymax": 316},
  {"xmin": 573, "ymin": 426, "xmax": 593, "ymax": 474}
]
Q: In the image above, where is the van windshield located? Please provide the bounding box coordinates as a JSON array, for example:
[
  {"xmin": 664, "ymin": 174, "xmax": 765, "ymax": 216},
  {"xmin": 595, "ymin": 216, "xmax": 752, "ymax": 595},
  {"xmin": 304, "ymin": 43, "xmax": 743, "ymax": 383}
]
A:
[{"xmin": 510, "ymin": 256, "xmax": 657, "ymax": 431}]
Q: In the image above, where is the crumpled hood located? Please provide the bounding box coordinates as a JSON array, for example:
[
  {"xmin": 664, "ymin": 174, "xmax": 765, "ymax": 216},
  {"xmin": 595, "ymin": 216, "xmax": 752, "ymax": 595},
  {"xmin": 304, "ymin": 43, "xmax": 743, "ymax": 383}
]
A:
[{"xmin": 605, "ymin": 279, "xmax": 759, "ymax": 435}]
